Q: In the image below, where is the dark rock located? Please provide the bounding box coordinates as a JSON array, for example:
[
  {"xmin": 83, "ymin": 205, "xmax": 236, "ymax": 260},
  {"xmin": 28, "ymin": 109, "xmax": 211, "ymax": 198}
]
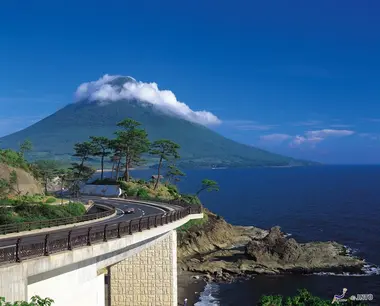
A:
[
  {"xmin": 246, "ymin": 227, "xmax": 302, "ymax": 264},
  {"xmin": 281, "ymin": 238, "xmax": 301, "ymax": 262}
]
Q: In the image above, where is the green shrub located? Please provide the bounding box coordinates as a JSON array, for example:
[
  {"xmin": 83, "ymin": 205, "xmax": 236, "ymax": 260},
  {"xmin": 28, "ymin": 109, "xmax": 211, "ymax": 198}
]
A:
[
  {"xmin": 0, "ymin": 149, "xmax": 30, "ymax": 171},
  {"xmin": 136, "ymin": 188, "xmax": 149, "ymax": 199},
  {"xmin": 64, "ymin": 202, "xmax": 86, "ymax": 216},
  {"xmin": 180, "ymin": 194, "xmax": 201, "ymax": 206},
  {"xmin": 178, "ymin": 213, "xmax": 208, "ymax": 231},
  {"xmin": 258, "ymin": 289, "xmax": 367, "ymax": 306},
  {"xmin": 126, "ymin": 188, "xmax": 137, "ymax": 196},
  {"xmin": 118, "ymin": 181, "xmax": 129, "ymax": 191},
  {"xmin": 0, "ymin": 295, "xmax": 54, "ymax": 306},
  {"xmin": 0, "ymin": 201, "xmax": 86, "ymax": 225},
  {"xmin": 45, "ymin": 197, "xmax": 57, "ymax": 204}
]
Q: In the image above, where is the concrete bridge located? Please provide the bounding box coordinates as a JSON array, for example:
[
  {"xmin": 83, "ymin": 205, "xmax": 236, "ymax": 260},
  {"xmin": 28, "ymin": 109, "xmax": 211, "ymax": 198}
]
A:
[{"xmin": 0, "ymin": 197, "xmax": 203, "ymax": 306}]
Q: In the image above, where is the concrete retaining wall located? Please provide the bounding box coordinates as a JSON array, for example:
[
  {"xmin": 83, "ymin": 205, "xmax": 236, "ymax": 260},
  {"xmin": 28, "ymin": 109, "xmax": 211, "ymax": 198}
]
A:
[
  {"xmin": 0, "ymin": 213, "xmax": 203, "ymax": 304},
  {"xmin": 28, "ymin": 262, "xmax": 105, "ymax": 306},
  {"xmin": 110, "ymin": 231, "xmax": 177, "ymax": 306}
]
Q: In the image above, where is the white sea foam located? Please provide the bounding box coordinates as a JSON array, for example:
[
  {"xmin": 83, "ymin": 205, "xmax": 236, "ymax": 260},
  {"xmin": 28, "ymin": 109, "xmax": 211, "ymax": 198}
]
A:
[
  {"xmin": 313, "ymin": 245, "xmax": 380, "ymax": 276},
  {"xmin": 194, "ymin": 283, "xmax": 221, "ymax": 306}
]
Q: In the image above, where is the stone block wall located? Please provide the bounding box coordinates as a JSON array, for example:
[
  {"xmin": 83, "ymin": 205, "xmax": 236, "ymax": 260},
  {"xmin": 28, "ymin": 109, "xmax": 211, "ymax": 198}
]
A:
[{"xmin": 109, "ymin": 230, "xmax": 177, "ymax": 306}]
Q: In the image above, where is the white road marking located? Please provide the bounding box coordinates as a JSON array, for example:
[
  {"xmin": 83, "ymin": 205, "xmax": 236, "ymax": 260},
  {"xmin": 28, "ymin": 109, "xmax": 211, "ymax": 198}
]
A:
[
  {"xmin": 0, "ymin": 244, "xmax": 15, "ymax": 249},
  {"xmin": 103, "ymin": 198, "xmax": 167, "ymax": 213}
]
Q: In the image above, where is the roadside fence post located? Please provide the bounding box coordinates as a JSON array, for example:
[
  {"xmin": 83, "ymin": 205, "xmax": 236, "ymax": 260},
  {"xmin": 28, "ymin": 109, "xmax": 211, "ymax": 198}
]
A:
[
  {"xmin": 117, "ymin": 222, "xmax": 121, "ymax": 238},
  {"xmin": 87, "ymin": 227, "xmax": 92, "ymax": 246},
  {"xmin": 147, "ymin": 217, "xmax": 150, "ymax": 230},
  {"xmin": 138, "ymin": 218, "xmax": 143, "ymax": 232},
  {"xmin": 128, "ymin": 220, "xmax": 133, "ymax": 235},
  {"xmin": 15, "ymin": 238, "xmax": 21, "ymax": 263},
  {"xmin": 68, "ymin": 230, "xmax": 72, "ymax": 250},
  {"xmin": 44, "ymin": 234, "xmax": 49, "ymax": 256},
  {"xmin": 103, "ymin": 225, "xmax": 108, "ymax": 242}
]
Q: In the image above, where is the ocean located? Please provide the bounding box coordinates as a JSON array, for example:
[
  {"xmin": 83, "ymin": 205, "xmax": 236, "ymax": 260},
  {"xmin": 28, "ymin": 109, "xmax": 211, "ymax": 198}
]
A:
[{"xmin": 130, "ymin": 166, "xmax": 380, "ymax": 305}]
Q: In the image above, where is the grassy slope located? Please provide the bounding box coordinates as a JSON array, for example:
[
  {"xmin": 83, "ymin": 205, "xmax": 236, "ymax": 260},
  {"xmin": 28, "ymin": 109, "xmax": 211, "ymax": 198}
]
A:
[
  {"xmin": 0, "ymin": 101, "xmax": 313, "ymax": 168},
  {"xmin": 0, "ymin": 198, "xmax": 86, "ymax": 225}
]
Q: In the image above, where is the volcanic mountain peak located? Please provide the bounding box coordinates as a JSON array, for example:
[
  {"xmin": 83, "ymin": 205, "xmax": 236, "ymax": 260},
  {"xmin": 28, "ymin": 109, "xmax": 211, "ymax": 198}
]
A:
[{"xmin": 0, "ymin": 74, "xmax": 315, "ymax": 168}]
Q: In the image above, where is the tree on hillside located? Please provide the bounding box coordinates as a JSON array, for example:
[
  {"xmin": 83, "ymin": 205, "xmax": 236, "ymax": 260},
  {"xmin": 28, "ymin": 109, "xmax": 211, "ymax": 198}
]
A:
[
  {"xmin": 165, "ymin": 164, "xmax": 185, "ymax": 185},
  {"xmin": 70, "ymin": 142, "xmax": 95, "ymax": 196},
  {"xmin": 150, "ymin": 139, "xmax": 180, "ymax": 190},
  {"xmin": 115, "ymin": 118, "xmax": 150, "ymax": 181},
  {"xmin": 19, "ymin": 139, "xmax": 33, "ymax": 157},
  {"xmin": 196, "ymin": 179, "xmax": 219, "ymax": 196},
  {"xmin": 109, "ymin": 139, "xmax": 123, "ymax": 180},
  {"xmin": 33, "ymin": 160, "xmax": 62, "ymax": 195},
  {"xmin": 89, "ymin": 136, "xmax": 111, "ymax": 180}
]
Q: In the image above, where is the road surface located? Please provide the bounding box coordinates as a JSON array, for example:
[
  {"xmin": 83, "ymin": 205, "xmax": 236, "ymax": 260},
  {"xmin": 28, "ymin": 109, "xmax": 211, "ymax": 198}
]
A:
[{"xmin": 0, "ymin": 197, "xmax": 167, "ymax": 248}]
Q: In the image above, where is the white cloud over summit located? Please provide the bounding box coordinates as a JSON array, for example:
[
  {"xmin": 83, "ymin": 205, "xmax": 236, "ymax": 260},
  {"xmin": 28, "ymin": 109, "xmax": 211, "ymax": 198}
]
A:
[{"xmin": 74, "ymin": 74, "xmax": 221, "ymax": 126}]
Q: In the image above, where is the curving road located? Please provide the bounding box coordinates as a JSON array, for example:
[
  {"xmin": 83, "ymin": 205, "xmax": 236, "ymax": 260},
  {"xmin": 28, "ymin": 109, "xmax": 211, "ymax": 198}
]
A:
[{"xmin": 0, "ymin": 197, "xmax": 167, "ymax": 248}]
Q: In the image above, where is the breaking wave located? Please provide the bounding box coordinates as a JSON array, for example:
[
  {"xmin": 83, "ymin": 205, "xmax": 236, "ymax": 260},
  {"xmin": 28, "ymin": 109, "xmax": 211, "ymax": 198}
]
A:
[
  {"xmin": 313, "ymin": 245, "xmax": 380, "ymax": 276},
  {"xmin": 194, "ymin": 283, "xmax": 220, "ymax": 306}
]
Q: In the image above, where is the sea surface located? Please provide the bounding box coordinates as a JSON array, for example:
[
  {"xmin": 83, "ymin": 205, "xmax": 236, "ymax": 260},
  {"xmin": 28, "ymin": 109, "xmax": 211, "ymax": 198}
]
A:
[{"xmin": 128, "ymin": 166, "xmax": 380, "ymax": 305}]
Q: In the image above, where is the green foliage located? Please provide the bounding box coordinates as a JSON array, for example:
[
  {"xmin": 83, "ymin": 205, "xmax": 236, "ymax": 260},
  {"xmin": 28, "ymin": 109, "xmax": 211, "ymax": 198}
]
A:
[
  {"xmin": 115, "ymin": 118, "xmax": 150, "ymax": 181},
  {"xmin": 165, "ymin": 164, "xmax": 185, "ymax": 184},
  {"xmin": 196, "ymin": 179, "xmax": 219, "ymax": 196},
  {"xmin": 136, "ymin": 188, "xmax": 149, "ymax": 199},
  {"xmin": 258, "ymin": 295, "xmax": 283, "ymax": 306},
  {"xmin": 64, "ymin": 202, "xmax": 86, "ymax": 216},
  {"xmin": 0, "ymin": 201, "xmax": 85, "ymax": 225},
  {"xmin": 119, "ymin": 181, "xmax": 138, "ymax": 196},
  {"xmin": 9, "ymin": 170, "xmax": 20, "ymax": 196},
  {"xmin": 150, "ymin": 139, "xmax": 180, "ymax": 190},
  {"xmin": 0, "ymin": 194, "xmax": 58, "ymax": 206},
  {"xmin": 32, "ymin": 160, "xmax": 63, "ymax": 194},
  {"xmin": 69, "ymin": 141, "xmax": 96, "ymax": 195},
  {"xmin": 89, "ymin": 136, "xmax": 111, "ymax": 180},
  {"xmin": 19, "ymin": 139, "xmax": 33, "ymax": 157},
  {"xmin": 178, "ymin": 212, "xmax": 208, "ymax": 231},
  {"xmin": 0, "ymin": 148, "xmax": 29, "ymax": 170},
  {"xmin": 180, "ymin": 194, "xmax": 201, "ymax": 205},
  {"xmin": 258, "ymin": 289, "xmax": 368, "ymax": 306},
  {"xmin": 44, "ymin": 197, "xmax": 57, "ymax": 204},
  {"xmin": 0, "ymin": 295, "xmax": 53, "ymax": 306},
  {"xmin": 0, "ymin": 178, "xmax": 10, "ymax": 199},
  {"xmin": 167, "ymin": 184, "xmax": 179, "ymax": 197}
]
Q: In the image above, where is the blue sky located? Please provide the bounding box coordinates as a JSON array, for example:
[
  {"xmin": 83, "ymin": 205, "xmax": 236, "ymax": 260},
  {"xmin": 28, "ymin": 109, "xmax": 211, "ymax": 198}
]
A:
[{"xmin": 1, "ymin": 0, "xmax": 380, "ymax": 164}]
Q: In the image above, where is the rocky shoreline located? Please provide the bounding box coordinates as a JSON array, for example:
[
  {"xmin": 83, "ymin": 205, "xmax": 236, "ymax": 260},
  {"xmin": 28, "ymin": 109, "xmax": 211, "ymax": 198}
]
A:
[{"xmin": 177, "ymin": 210, "xmax": 365, "ymax": 284}]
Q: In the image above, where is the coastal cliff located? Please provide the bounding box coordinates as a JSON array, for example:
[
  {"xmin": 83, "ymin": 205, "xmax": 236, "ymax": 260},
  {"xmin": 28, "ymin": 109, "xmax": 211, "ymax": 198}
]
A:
[{"xmin": 177, "ymin": 210, "xmax": 364, "ymax": 282}]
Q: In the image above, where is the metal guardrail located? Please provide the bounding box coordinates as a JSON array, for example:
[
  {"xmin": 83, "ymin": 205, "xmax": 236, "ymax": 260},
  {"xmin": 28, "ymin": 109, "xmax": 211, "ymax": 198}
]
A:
[
  {"xmin": 122, "ymin": 195, "xmax": 197, "ymax": 208},
  {"xmin": 0, "ymin": 205, "xmax": 202, "ymax": 265},
  {"xmin": 0, "ymin": 207, "xmax": 116, "ymax": 235}
]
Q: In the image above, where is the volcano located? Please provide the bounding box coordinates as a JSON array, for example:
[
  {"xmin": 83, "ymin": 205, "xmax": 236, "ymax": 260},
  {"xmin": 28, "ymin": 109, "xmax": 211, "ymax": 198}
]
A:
[{"xmin": 0, "ymin": 76, "xmax": 311, "ymax": 168}]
